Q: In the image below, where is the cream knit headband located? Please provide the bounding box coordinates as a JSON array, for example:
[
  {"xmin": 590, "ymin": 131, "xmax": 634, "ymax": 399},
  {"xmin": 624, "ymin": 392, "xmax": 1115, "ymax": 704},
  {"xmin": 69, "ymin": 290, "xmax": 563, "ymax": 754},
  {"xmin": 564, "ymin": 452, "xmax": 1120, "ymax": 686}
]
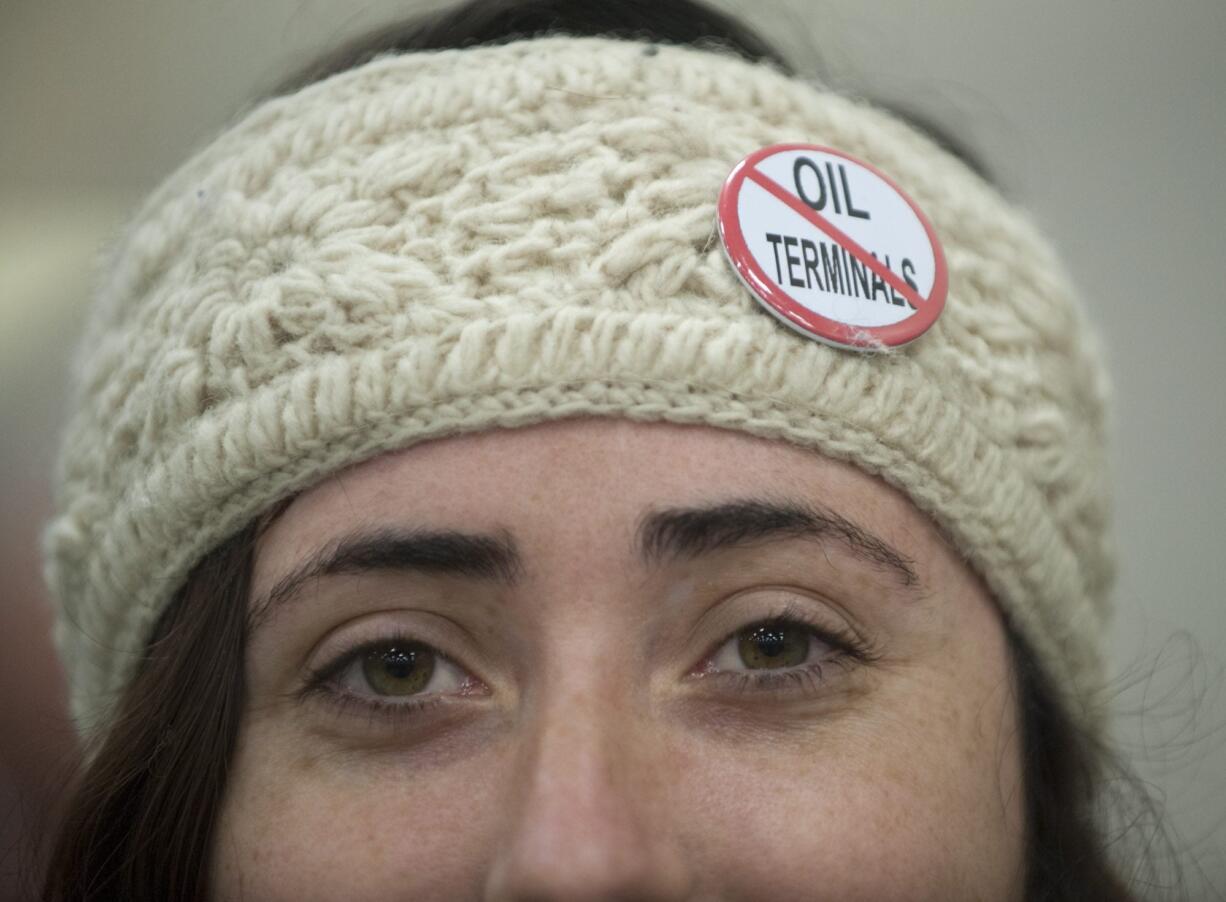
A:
[{"xmin": 43, "ymin": 35, "xmax": 1114, "ymax": 742}]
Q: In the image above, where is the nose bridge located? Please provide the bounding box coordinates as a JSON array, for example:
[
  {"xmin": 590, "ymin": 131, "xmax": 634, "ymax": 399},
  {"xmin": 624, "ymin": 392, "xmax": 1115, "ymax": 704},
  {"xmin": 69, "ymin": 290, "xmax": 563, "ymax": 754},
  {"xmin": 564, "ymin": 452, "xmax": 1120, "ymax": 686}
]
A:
[{"xmin": 484, "ymin": 649, "xmax": 693, "ymax": 901}]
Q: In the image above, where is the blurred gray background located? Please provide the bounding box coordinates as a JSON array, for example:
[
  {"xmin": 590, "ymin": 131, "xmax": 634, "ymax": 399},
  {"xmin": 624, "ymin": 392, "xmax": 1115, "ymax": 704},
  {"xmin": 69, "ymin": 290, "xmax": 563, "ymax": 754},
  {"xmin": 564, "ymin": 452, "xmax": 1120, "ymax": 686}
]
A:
[{"xmin": 2, "ymin": 0, "xmax": 1223, "ymax": 895}]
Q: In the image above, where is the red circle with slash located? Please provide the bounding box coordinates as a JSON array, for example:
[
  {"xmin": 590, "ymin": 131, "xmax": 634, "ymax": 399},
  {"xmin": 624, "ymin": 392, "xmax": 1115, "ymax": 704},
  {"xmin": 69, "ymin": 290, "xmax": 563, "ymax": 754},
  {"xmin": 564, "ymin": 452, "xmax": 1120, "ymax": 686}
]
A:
[{"xmin": 718, "ymin": 143, "xmax": 947, "ymax": 350}]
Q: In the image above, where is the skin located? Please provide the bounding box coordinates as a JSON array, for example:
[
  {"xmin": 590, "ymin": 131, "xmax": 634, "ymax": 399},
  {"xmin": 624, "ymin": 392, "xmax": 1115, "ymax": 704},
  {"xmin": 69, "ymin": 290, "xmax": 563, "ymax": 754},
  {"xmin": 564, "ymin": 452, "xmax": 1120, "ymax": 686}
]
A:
[{"xmin": 211, "ymin": 418, "xmax": 1025, "ymax": 901}]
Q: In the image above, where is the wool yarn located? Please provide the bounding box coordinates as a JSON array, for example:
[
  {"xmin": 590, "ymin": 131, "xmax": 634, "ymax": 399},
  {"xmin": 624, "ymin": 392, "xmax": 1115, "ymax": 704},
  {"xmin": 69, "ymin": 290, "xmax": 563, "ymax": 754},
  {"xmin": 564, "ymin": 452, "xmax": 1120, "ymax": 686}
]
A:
[{"xmin": 42, "ymin": 36, "xmax": 1114, "ymax": 743}]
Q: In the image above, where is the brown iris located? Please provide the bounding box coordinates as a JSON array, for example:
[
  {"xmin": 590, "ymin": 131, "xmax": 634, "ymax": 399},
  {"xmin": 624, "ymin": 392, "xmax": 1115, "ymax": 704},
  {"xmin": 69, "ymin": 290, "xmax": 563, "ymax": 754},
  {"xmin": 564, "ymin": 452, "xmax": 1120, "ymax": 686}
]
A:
[
  {"xmin": 737, "ymin": 621, "xmax": 809, "ymax": 669},
  {"xmin": 361, "ymin": 643, "xmax": 434, "ymax": 696}
]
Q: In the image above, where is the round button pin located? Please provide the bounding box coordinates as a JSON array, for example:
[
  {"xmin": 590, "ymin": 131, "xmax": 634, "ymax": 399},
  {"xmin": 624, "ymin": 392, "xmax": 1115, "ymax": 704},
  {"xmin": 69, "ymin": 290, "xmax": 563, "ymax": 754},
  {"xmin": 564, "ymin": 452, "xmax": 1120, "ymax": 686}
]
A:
[{"xmin": 717, "ymin": 143, "xmax": 947, "ymax": 351}]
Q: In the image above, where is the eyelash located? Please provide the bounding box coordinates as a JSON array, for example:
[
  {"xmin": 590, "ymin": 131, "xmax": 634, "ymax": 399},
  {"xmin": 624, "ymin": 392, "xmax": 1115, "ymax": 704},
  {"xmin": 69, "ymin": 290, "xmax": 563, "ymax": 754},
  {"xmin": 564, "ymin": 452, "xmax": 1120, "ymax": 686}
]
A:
[
  {"xmin": 699, "ymin": 599, "xmax": 875, "ymax": 698},
  {"xmin": 299, "ymin": 639, "xmax": 463, "ymax": 725},
  {"xmin": 299, "ymin": 599, "xmax": 875, "ymax": 725},
  {"xmin": 305, "ymin": 684, "xmax": 447, "ymax": 726}
]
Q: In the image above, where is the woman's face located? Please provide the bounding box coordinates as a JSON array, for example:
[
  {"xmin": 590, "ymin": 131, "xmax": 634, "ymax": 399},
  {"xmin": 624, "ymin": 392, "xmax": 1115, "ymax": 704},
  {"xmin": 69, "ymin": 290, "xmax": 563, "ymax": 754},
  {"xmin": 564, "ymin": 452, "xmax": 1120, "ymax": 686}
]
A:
[{"xmin": 212, "ymin": 418, "xmax": 1025, "ymax": 901}]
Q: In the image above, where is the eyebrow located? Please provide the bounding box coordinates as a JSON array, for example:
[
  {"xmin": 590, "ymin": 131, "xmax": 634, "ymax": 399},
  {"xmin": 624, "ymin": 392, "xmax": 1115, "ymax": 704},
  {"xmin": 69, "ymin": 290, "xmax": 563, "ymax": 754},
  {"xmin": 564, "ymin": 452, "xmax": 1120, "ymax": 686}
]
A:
[
  {"xmin": 250, "ymin": 528, "xmax": 521, "ymax": 629},
  {"xmin": 636, "ymin": 498, "xmax": 919, "ymax": 589},
  {"xmin": 250, "ymin": 497, "xmax": 920, "ymax": 627}
]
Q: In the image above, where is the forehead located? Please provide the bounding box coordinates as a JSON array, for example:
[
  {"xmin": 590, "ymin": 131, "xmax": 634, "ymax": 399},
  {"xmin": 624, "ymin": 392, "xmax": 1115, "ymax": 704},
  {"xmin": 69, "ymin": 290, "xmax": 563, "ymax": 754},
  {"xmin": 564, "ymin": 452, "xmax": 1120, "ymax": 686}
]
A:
[{"xmin": 253, "ymin": 417, "xmax": 937, "ymax": 583}]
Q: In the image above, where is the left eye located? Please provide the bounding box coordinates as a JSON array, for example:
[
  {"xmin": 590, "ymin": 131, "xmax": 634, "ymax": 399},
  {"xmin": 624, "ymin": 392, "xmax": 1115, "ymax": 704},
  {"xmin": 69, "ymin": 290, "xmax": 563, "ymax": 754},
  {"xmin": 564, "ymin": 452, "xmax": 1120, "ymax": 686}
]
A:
[
  {"xmin": 707, "ymin": 617, "xmax": 841, "ymax": 675},
  {"xmin": 334, "ymin": 640, "xmax": 470, "ymax": 700}
]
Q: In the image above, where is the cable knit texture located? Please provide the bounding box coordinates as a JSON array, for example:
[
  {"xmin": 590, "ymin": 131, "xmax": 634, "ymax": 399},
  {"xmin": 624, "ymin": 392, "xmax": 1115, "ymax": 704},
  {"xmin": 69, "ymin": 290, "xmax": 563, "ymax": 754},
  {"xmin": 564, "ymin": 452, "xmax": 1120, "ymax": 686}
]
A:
[{"xmin": 43, "ymin": 36, "xmax": 1114, "ymax": 744}]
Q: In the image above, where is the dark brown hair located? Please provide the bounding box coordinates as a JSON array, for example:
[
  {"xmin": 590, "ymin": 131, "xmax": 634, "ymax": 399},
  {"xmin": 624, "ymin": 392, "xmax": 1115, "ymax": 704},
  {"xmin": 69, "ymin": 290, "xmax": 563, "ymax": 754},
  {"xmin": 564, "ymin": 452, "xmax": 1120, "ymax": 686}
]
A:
[
  {"xmin": 271, "ymin": 0, "xmax": 794, "ymax": 96},
  {"xmin": 42, "ymin": 517, "xmax": 258, "ymax": 900},
  {"xmin": 41, "ymin": 1, "xmax": 1173, "ymax": 898}
]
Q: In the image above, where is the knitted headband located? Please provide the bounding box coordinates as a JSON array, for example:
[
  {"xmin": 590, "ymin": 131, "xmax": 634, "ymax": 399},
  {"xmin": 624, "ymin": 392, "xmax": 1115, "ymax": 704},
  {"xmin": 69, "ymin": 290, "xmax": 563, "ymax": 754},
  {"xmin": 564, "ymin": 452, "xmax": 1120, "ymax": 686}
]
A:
[{"xmin": 43, "ymin": 35, "xmax": 1114, "ymax": 743}]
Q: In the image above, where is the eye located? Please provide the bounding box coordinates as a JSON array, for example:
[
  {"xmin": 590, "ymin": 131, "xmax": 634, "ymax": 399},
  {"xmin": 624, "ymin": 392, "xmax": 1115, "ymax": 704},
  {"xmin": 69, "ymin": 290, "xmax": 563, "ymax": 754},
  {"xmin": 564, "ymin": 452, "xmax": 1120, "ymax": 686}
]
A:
[
  {"xmin": 696, "ymin": 601, "xmax": 870, "ymax": 696},
  {"xmin": 713, "ymin": 619, "xmax": 819, "ymax": 671},
  {"xmin": 337, "ymin": 640, "xmax": 466, "ymax": 698},
  {"xmin": 304, "ymin": 636, "xmax": 482, "ymax": 721}
]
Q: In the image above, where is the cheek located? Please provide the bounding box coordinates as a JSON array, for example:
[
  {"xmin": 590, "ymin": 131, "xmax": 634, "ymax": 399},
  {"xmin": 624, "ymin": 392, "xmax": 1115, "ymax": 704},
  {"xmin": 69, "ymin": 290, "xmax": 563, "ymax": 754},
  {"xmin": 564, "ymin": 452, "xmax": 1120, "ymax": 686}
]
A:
[
  {"xmin": 211, "ymin": 602, "xmax": 1025, "ymax": 902},
  {"xmin": 210, "ymin": 729, "xmax": 508, "ymax": 901},
  {"xmin": 673, "ymin": 700, "xmax": 1025, "ymax": 901},
  {"xmin": 212, "ymin": 702, "xmax": 1025, "ymax": 902}
]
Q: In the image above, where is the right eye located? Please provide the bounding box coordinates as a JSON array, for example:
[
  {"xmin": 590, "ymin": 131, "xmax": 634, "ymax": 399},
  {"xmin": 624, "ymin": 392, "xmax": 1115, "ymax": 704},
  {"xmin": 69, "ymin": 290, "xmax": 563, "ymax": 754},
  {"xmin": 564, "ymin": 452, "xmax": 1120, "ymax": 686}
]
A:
[{"xmin": 309, "ymin": 636, "xmax": 479, "ymax": 711}]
